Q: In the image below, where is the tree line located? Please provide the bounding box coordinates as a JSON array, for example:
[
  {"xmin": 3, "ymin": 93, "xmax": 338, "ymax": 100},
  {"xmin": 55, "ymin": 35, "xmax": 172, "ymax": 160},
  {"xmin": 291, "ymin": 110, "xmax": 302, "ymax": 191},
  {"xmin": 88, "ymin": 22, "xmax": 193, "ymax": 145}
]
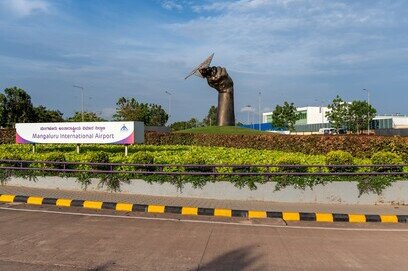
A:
[
  {"xmin": 170, "ymin": 105, "xmax": 218, "ymax": 131},
  {"xmin": 1, "ymin": 86, "xmax": 376, "ymax": 133},
  {"xmin": 271, "ymin": 96, "xmax": 376, "ymax": 133},
  {"xmin": 0, "ymin": 87, "xmax": 168, "ymax": 128}
]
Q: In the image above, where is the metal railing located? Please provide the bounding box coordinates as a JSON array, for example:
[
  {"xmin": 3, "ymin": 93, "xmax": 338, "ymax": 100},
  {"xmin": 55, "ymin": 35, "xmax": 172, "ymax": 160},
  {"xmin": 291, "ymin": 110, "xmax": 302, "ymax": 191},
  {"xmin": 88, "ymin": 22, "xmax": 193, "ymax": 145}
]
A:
[{"xmin": 0, "ymin": 159, "xmax": 407, "ymax": 177}]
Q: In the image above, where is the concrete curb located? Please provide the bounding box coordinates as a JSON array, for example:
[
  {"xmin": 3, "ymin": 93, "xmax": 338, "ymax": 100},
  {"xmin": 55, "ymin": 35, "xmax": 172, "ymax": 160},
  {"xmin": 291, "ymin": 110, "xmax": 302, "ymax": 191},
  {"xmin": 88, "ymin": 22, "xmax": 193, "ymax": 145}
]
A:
[{"xmin": 1, "ymin": 193, "xmax": 407, "ymax": 223}]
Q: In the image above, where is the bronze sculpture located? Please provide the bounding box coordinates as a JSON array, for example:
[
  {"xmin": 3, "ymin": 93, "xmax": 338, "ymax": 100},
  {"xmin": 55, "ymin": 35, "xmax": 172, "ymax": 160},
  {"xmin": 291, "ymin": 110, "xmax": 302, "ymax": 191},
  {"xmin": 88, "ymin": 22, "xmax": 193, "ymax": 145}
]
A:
[{"xmin": 185, "ymin": 54, "xmax": 235, "ymax": 126}]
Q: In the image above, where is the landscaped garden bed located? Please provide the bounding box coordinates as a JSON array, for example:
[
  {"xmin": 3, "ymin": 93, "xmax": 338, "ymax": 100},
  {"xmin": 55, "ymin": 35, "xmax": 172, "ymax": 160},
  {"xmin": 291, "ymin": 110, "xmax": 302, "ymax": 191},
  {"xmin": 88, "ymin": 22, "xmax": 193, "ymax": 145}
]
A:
[{"xmin": 0, "ymin": 144, "xmax": 406, "ymax": 195}]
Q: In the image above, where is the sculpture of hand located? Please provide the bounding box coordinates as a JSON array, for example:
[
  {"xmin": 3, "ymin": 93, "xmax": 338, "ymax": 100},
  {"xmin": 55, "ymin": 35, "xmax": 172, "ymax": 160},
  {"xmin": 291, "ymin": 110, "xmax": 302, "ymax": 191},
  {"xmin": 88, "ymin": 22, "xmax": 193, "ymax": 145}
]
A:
[
  {"xmin": 200, "ymin": 66, "xmax": 234, "ymax": 93},
  {"xmin": 199, "ymin": 66, "xmax": 235, "ymax": 126}
]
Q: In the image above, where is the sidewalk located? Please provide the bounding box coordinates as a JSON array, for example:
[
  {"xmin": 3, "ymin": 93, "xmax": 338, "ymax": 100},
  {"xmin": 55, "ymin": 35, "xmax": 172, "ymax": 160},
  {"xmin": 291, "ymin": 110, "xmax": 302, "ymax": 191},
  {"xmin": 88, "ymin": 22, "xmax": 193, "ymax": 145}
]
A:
[{"xmin": 1, "ymin": 185, "xmax": 407, "ymax": 215}]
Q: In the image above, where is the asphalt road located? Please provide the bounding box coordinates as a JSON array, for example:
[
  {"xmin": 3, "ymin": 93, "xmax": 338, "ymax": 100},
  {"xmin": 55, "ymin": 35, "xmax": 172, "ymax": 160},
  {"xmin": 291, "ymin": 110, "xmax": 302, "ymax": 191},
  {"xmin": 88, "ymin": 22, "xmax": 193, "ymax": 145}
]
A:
[{"xmin": 0, "ymin": 203, "xmax": 408, "ymax": 271}]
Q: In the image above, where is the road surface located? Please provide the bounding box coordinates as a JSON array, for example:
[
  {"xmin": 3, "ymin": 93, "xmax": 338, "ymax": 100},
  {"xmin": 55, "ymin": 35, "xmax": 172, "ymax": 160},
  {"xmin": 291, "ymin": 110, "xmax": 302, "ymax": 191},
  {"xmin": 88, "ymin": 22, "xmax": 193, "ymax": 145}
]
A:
[{"xmin": 0, "ymin": 203, "xmax": 407, "ymax": 270}]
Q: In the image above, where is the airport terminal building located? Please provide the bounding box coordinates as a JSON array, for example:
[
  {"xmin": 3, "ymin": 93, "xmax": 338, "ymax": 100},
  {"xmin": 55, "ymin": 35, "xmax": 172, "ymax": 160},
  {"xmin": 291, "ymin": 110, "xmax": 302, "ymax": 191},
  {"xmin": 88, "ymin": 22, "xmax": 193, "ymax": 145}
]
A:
[{"xmin": 258, "ymin": 107, "xmax": 408, "ymax": 135}]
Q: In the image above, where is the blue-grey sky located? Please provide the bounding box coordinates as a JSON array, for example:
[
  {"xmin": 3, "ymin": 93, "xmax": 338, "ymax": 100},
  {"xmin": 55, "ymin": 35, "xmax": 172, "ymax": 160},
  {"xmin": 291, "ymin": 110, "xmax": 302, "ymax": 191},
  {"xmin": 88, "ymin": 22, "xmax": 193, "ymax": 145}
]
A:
[{"xmin": 1, "ymin": 0, "xmax": 407, "ymax": 123}]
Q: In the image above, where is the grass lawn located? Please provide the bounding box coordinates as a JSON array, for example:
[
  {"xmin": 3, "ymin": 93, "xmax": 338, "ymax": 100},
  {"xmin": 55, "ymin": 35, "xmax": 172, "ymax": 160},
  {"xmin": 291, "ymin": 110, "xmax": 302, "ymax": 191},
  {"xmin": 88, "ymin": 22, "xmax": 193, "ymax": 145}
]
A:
[{"xmin": 175, "ymin": 126, "xmax": 266, "ymax": 135}]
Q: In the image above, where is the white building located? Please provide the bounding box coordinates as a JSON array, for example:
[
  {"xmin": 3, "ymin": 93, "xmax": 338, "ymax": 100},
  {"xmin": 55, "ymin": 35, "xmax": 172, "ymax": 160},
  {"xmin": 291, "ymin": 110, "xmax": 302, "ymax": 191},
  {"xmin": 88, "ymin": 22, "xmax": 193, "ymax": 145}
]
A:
[
  {"xmin": 373, "ymin": 115, "xmax": 408, "ymax": 129},
  {"xmin": 262, "ymin": 106, "xmax": 330, "ymax": 126},
  {"xmin": 262, "ymin": 106, "xmax": 408, "ymax": 132}
]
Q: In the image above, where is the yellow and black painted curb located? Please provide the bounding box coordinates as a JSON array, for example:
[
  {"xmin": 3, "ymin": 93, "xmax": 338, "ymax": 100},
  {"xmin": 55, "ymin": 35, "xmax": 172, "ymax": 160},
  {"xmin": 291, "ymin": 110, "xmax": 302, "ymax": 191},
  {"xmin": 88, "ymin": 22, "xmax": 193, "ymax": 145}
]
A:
[{"xmin": 1, "ymin": 193, "xmax": 407, "ymax": 223}]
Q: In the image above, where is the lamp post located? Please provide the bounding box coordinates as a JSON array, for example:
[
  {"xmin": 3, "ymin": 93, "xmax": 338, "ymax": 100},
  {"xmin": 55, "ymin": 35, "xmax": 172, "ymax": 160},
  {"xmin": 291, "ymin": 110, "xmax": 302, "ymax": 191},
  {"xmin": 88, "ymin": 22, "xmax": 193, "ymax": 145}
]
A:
[
  {"xmin": 258, "ymin": 91, "xmax": 261, "ymax": 131},
  {"xmin": 363, "ymin": 88, "xmax": 370, "ymax": 134},
  {"xmin": 73, "ymin": 85, "xmax": 84, "ymax": 122},
  {"xmin": 165, "ymin": 91, "xmax": 172, "ymax": 121},
  {"xmin": 245, "ymin": 105, "xmax": 252, "ymax": 125}
]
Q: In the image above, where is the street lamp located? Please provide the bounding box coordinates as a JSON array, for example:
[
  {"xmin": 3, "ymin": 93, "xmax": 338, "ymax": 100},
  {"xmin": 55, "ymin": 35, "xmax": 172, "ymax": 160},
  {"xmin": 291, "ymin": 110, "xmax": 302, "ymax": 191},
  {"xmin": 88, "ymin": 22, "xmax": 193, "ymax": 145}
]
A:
[
  {"xmin": 245, "ymin": 105, "xmax": 252, "ymax": 125},
  {"xmin": 165, "ymin": 91, "xmax": 172, "ymax": 120},
  {"xmin": 258, "ymin": 91, "xmax": 261, "ymax": 131},
  {"xmin": 363, "ymin": 88, "xmax": 370, "ymax": 134},
  {"xmin": 73, "ymin": 85, "xmax": 84, "ymax": 122}
]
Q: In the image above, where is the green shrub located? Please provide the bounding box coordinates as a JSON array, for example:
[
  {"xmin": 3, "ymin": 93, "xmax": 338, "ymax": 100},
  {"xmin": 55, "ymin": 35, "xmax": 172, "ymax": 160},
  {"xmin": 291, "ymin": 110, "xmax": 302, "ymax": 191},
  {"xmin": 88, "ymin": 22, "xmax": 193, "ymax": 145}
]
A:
[
  {"xmin": 184, "ymin": 155, "xmax": 213, "ymax": 172},
  {"xmin": 89, "ymin": 151, "xmax": 110, "ymax": 170},
  {"xmin": 276, "ymin": 156, "xmax": 308, "ymax": 172},
  {"xmin": 129, "ymin": 152, "xmax": 154, "ymax": 164},
  {"xmin": 1, "ymin": 153, "xmax": 24, "ymax": 167},
  {"xmin": 45, "ymin": 152, "xmax": 66, "ymax": 169},
  {"xmin": 371, "ymin": 151, "xmax": 403, "ymax": 172},
  {"xmin": 325, "ymin": 150, "xmax": 356, "ymax": 172},
  {"xmin": 128, "ymin": 152, "xmax": 155, "ymax": 171}
]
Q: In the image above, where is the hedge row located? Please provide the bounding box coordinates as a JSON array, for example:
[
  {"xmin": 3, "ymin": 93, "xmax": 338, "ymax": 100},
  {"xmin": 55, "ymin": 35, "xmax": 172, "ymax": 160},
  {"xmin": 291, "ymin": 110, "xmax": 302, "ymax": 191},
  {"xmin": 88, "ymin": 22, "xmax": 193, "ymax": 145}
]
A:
[
  {"xmin": 0, "ymin": 129, "xmax": 15, "ymax": 144},
  {"xmin": 146, "ymin": 132, "xmax": 408, "ymax": 161},
  {"xmin": 1, "ymin": 129, "xmax": 407, "ymax": 161},
  {"xmin": 0, "ymin": 143, "xmax": 405, "ymax": 194}
]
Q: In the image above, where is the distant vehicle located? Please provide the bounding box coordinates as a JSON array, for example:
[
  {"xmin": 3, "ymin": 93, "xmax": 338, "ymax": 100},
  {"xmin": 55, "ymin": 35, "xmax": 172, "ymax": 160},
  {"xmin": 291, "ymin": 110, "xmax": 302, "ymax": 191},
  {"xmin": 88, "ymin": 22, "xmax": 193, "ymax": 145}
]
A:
[
  {"xmin": 318, "ymin": 128, "xmax": 336, "ymax": 135},
  {"xmin": 337, "ymin": 128, "xmax": 347, "ymax": 134}
]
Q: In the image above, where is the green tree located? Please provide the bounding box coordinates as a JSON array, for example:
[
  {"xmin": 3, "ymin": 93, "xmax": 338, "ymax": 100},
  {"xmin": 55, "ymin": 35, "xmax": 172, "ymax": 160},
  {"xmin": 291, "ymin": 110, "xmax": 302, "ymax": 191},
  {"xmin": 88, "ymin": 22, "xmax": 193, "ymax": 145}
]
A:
[
  {"xmin": 113, "ymin": 97, "xmax": 168, "ymax": 126},
  {"xmin": 0, "ymin": 94, "xmax": 7, "ymax": 128},
  {"xmin": 34, "ymin": 106, "xmax": 64, "ymax": 122},
  {"xmin": 148, "ymin": 103, "xmax": 169, "ymax": 126},
  {"xmin": 170, "ymin": 118, "xmax": 199, "ymax": 131},
  {"xmin": 67, "ymin": 111, "xmax": 105, "ymax": 122},
  {"xmin": 347, "ymin": 100, "xmax": 376, "ymax": 133},
  {"xmin": 326, "ymin": 95, "xmax": 349, "ymax": 130},
  {"xmin": 2, "ymin": 87, "xmax": 36, "ymax": 127},
  {"xmin": 113, "ymin": 97, "xmax": 147, "ymax": 123},
  {"xmin": 203, "ymin": 106, "xmax": 217, "ymax": 126},
  {"xmin": 271, "ymin": 102, "xmax": 299, "ymax": 131}
]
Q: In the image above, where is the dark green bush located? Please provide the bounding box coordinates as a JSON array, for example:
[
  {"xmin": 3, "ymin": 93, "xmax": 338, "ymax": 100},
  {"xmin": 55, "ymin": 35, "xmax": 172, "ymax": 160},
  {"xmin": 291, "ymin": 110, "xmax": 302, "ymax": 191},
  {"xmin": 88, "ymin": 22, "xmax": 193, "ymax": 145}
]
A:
[
  {"xmin": 129, "ymin": 152, "xmax": 154, "ymax": 164},
  {"xmin": 371, "ymin": 151, "xmax": 403, "ymax": 172},
  {"xmin": 1, "ymin": 153, "xmax": 24, "ymax": 167},
  {"xmin": 45, "ymin": 152, "xmax": 66, "ymax": 169},
  {"xmin": 185, "ymin": 155, "xmax": 213, "ymax": 172},
  {"xmin": 276, "ymin": 156, "xmax": 308, "ymax": 172},
  {"xmin": 325, "ymin": 150, "xmax": 356, "ymax": 172},
  {"xmin": 89, "ymin": 151, "xmax": 110, "ymax": 170},
  {"xmin": 128, "ymin": 152, "xmax": 155, "ymax": 171}
]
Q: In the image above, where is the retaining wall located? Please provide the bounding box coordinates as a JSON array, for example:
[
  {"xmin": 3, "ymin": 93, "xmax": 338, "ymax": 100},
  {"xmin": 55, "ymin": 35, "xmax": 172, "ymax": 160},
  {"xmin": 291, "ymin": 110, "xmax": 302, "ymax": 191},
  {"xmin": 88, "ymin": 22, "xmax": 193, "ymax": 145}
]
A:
[{"xmin": 4, "ymin": 177, "xmax": 408, "ymax": 205}]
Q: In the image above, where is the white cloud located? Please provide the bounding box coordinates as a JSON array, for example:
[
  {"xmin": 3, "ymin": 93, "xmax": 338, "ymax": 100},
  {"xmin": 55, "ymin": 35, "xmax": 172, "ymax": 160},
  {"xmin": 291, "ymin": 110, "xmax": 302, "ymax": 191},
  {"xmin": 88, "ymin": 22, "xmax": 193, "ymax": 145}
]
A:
[
  {"xmin": 2, "ymin": 0, "xmax": 49, "ymax": 17},
  {"xmin": 1, "ymin": 0, "xmax": 407, "ymax": 119},
  {"xmin": 161, "ymin": 0, "xmax": 183, "ymax": 11},
  {"xmin": 165, "ymin": 0, "xmax": 404, "ymax": 78},
  {"xmin": 192, "ymin": 0, "xmax": 300, "ymax": 13}
]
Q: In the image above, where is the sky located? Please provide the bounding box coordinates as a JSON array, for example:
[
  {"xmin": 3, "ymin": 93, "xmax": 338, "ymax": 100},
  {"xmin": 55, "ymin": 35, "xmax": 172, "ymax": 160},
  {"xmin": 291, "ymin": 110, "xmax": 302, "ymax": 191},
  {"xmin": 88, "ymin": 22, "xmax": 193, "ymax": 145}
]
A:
[{"xmin": 0, "ymin": 0, "xmax": 407, "ymax": 124}]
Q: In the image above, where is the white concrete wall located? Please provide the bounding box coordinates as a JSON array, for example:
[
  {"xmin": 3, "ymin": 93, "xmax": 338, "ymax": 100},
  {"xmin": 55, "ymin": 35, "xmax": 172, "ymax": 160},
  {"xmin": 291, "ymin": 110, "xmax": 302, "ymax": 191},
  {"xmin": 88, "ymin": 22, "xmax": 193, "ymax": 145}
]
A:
[
  {"xmin": 5, "ymin": 177, "xmax": 408, "ymax": 205},
  {"xmin": 393, "ymin": 117, "xmax": 408, "ymax": 128},
  {"xmin": 299, "ymin": 106, "xmax": 329, "ymax": 125}
]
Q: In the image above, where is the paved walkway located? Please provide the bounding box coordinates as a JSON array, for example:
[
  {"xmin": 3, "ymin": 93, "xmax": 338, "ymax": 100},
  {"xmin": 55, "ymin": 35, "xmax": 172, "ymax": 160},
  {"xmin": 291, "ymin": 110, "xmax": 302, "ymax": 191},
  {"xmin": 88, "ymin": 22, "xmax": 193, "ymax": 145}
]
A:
[{"xmin": 1, "ymin": 185, "xmax": 408, "ymax": 214}]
